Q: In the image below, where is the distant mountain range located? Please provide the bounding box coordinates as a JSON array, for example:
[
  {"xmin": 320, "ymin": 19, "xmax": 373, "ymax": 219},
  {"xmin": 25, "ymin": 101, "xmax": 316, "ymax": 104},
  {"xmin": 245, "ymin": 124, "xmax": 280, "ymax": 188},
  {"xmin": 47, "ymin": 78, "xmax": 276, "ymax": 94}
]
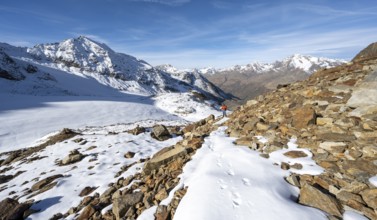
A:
[
  {"xmin": 0, "ymin": 36, "xmax": 227, "ymax": 101},
  {"xmin": 174, "ymin": 54, "xmax": 347, "ymax": 107}
]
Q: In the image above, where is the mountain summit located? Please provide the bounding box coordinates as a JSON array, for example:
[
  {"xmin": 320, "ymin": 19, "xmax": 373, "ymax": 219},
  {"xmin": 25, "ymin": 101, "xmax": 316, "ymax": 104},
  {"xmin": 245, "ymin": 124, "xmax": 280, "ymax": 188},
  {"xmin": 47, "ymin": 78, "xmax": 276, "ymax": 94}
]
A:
[{"xmin": 0, "ymin": 36, "xmax": 228, "ymax": 100}]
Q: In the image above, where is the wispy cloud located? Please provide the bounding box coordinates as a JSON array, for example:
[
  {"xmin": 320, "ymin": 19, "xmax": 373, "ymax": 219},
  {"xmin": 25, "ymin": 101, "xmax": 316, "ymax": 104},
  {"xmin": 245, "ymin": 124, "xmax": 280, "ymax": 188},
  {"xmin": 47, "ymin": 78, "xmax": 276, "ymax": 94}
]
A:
[{"xmin": 130, "ymin": 0, "xmax": 190, "ymax": 6}]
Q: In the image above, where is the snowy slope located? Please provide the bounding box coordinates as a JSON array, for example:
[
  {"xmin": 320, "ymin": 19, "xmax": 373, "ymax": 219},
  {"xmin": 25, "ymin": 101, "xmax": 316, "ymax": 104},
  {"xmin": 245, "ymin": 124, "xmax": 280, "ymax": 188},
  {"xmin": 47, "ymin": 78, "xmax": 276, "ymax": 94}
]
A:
[{"xmin": 156, "ymin": 64, "xmax": 228, "ymax": 100}]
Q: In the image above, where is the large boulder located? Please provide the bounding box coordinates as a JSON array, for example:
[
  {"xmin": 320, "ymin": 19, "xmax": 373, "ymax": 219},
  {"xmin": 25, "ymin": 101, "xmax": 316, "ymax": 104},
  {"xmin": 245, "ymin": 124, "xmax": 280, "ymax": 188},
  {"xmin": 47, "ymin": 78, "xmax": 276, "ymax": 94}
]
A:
[
  {"xmin": 151, "ymin": 125, "xmax": 172, "ymax": 141},
  {"xmin": 299, "ymin": 183, "xmax": 343, "ymax": 217}
]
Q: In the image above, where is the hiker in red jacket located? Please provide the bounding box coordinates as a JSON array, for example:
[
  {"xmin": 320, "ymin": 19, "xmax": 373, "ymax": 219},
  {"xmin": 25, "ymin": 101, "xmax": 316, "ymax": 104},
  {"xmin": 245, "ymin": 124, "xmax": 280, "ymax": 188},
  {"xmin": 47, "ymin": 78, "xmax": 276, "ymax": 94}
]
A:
[{"xmin": 220, "ymin": 104, "xmax": 227, "ymax": 117}]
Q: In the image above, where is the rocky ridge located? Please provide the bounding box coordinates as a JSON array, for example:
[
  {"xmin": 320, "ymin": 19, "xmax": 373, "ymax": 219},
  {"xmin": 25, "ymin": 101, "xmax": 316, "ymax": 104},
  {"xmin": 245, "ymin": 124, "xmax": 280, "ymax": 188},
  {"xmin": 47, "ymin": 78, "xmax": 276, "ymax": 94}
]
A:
[{"xmin": 223, "ymin": 55, "xmax": 377, "ymax": 219}]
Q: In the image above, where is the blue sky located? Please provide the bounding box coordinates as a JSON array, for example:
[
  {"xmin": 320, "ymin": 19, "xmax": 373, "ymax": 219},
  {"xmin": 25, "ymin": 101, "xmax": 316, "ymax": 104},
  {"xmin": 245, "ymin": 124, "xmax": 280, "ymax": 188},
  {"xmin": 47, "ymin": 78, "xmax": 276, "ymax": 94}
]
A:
[{"xmin": 0, "ymin": 0, "xmax": 376, "ymax": 68}]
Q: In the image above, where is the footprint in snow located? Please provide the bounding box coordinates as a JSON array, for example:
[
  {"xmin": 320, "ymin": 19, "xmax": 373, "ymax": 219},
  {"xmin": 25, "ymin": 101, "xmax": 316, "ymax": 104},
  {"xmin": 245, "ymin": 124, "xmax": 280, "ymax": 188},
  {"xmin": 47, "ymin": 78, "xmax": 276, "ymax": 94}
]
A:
[
  {"xmin": 218, "ymin": 179, "xmax": 228, "ymax": 190},
  {"xmin": 231, "ymin": 192, "xmax": 242, "ymax": 207},
  {"xmin": 226, "ymin": 169, "xmax": 235, "ymax": 176},
  {"xmin": 242, "ymin": 178, "xmax": 251, "ymax": 186}
]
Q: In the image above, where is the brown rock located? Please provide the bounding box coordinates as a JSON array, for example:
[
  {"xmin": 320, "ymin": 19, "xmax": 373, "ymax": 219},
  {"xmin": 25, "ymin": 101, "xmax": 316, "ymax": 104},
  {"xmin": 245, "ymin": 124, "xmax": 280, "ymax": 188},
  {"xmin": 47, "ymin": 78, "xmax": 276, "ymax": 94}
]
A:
[
  {"xmin": 299, "ymin": 183, "xmax": 343, "ymax": 217},
  {"xmin": 155, "ymin": 188, "xmax": 168, "ymax": 201},
  {"xmin": 0, "ymin": 198, "xmax": 33, "ymax": 220},
  {"xmin": 342, "ymin": 181, "xmax": 368, "ymax": 194},
  {"xmin": 77, "ymin": 204, "xmax": 96, "ymax": 220},
  {"xmin": 79, "ymin": 186, "xmax": 98, "ymax": 197},
  {"xmin": 234, "ymin": 137, "xmax": 255, "ymax": 148},
  {"xmin": 112, "ymin": 191, "xmax": 143, "ymax": 220},
  {"xmin": 154, "ymin": 205, "xmax": 170, "ymax": 220},
  {"xmin": 360, "ymin": 189, "xmax": 377, "ymax": 210},
  {"xmin": 285, "ymin": 174, "xmax": 300, "ymax": 187},
  {"xmin": 281, "ymin": 162, "xmax": 290, "ymax": 170},
  {"xmin": 317, "ymin": 133, "xmax": 356, "ymax": 142},
  {"xmin": 31, "ymin": 174, "xmax": 63, "ymax": 191},
  {"xmin": 128, "ymin": 125, "xmax": 146, "ymax": 135},
  {"xmin": 143, "ymin": 145, "xmax": 187, "ymax": 175},
  {"xmin": 283, "ymin": 151, "xmax": 308, "ymax": 158},
  {"xmin": 182, "ymin": 137, "xmax": 203, "ymax": 150},
  {"xmin": 292, "ymin": 106, "xmax": 316, "ymax": 129},
  {"xmin": 243, "ymin": 118, "xmax": 260, "ymax": 132},
  {"xmin": 316, "ymin": 118, "xmax": 334, "ymax": 126},
  {"xmin": 319, "ymin": 142, "xmax": 346, "ymax": 153},
  {"xmin": 124, "ymin": 151, "xmax": 136, "ymax": 158},
  {"xmin": 152, "ymin": 124, "xmax": 172, "ymax": 141},
  {"xmin": 291, "ymin": 163, "xmax": 303, "ymax": 170},
  {"xmin": 362, "ymin": 146, "xmax": 377, "ymax": 157},
  {"xmin": 256, "ymin": 122, "xmax": 269, "ymax": 131},
  {"xmin": 61, "ymin": 149, "xmax": 85, "ymax": 165}
]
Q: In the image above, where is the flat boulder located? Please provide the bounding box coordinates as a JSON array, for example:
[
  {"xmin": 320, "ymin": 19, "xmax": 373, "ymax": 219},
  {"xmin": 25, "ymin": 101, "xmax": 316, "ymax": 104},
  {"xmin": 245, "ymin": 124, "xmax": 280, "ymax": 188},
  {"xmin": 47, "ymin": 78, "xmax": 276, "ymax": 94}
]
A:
[
  {"xmin": 143, "ymin": 145, "xmax": 187, "ymax": 175},
  {"xmin": 283, "ymin": 150, "xmax": 308, "ymax": 158},
  {"xmin": 31, "ymin": 174, "xmax": 63, "ymax": 191},
  {"xmin": 299, "ymin": 183, "xmax": 343, "ymax": 217}
]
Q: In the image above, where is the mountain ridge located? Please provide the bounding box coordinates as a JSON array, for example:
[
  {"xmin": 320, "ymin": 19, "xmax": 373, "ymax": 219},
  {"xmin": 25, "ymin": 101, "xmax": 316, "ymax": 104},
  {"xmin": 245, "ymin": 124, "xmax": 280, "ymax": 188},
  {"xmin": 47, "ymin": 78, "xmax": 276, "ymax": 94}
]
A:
[
  {"xmin": 197, "ymin": 54, "xmax": 347, "ymax": 107},
  {"xmin": 0, "ymin": 36, "xmax": 228, "ymax": 101}
]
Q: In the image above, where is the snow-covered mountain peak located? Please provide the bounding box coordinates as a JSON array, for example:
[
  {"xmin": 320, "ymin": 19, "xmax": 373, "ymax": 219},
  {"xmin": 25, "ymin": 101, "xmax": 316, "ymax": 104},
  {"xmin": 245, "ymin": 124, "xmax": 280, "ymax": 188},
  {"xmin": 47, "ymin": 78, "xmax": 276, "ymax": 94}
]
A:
[
  {"xmin": 204, "ymin": 54, "xmax": 346, "ymax": 75},
  {"xmin": 155, "ymin": 64, "xmax": 180, "ymax": 74},
  {"xmin": 278, "ymin": 54, "xmax": 346, "ymax": 73}
]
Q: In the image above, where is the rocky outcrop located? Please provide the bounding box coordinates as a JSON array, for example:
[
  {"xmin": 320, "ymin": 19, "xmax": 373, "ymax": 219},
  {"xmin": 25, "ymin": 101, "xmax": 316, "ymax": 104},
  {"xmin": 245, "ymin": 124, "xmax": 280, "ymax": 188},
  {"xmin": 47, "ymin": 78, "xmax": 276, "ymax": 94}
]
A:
[
  {"xmin": 353, "ymin": 42, "xmax": 377, "ymax": 61},
  {"xmin": 222, "ymin": 55, "xmax": 377, "ymax": 219}
]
